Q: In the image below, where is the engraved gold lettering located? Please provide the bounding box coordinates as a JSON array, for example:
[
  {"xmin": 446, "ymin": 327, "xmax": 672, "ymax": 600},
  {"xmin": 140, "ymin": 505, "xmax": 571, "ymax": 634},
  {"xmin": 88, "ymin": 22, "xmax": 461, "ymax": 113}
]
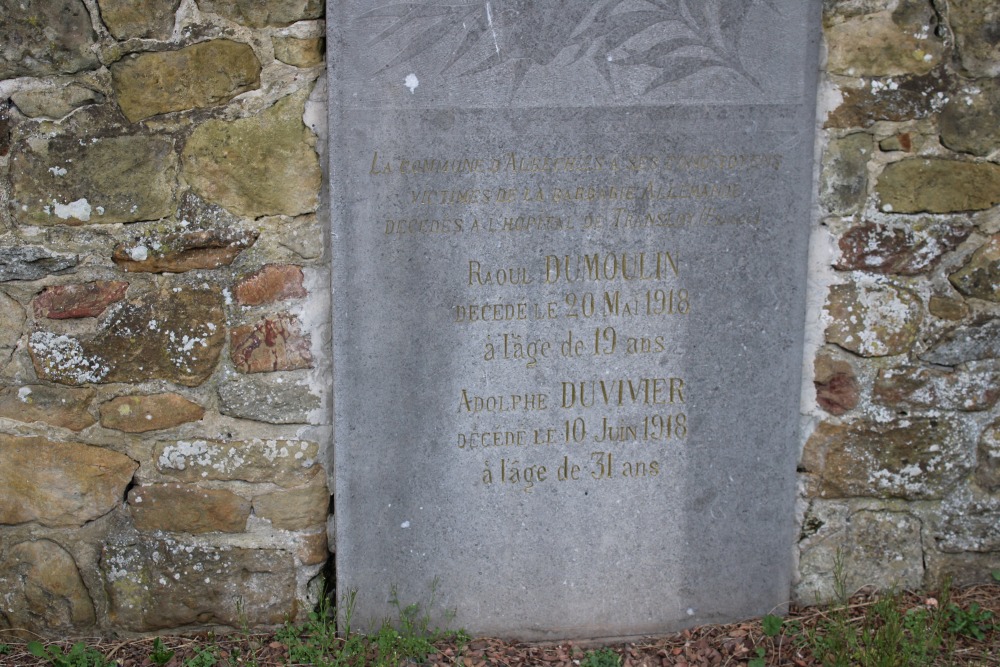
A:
[
  {"xmin": 594, "ymin": 417, "xmax": 638, "ymax": 443},
  {"xmin": 544, "ymin": 251, "xmax": 678, "ymax": 284},
  {"xmin": 612, "ymin": 207, "xmax": 695, "ymax": 229},
  {"xmin": 621, "ymin": 460, "xmax": 660, "ymax": 477},
  {"xmin": 467, "ymin": 260, "xmax": 533, "ymax": 287},
  {"xmin": 532, "ymin": 428, "xmax": 557, "ymax": 444},
  {"xmin": 384, "ymin": 218, "xmax": 463, "ymax": 235},
  {"xmin": 557, "ymin": 456, "xmax": 581, "ymax": 480},
  {"xmin": 560, "ymin": 378, "xmax": 685, "ymax": 408},
  {"xmin": 642, "ymin": 413, "xmax": 687, "ymax": 440},
  {"xmin": 459, "ymin": 389, "xmax": 550, "ymax": 412},
  {"xmin": 699, "ymin": 205, "xmax": 762, "ymax": 227},
  {"xmin": 499, "ymin": 458, "xmax": 547, "ymax": 492},
  {"xmin": 369, "ymin": 151, "xmax": 391, "ymax": 175},
  {"xmin": 590, "ymin": 451, "xmax": 613, "ymax": 479},
  {"xmin": 457, "ymin": 302, "xmax": 528, "ymax": 322},
  {"xmin": 560, "ymin": 330, "xmax": 586, "ymax": 357},
  {"xmin": 625, "ymin": 335, "xmax": 666, "ymax": 354},
  {"xmin": 458, "ymin": 430, "xmax": 527, "ymax": 449}
]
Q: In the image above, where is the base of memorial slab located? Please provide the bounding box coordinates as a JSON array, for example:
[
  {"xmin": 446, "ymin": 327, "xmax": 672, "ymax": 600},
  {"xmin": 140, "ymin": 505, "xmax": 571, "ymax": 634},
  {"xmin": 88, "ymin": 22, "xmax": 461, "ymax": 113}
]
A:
[{"xmin": 1, "ymin": 582, "xmax": 997, "ymax": 666}]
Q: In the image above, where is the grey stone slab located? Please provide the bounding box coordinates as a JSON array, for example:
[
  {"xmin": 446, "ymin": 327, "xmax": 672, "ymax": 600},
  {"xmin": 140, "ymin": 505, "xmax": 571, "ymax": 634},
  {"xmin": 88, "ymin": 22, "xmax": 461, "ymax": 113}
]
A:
[
  {"xmin": 329, "ymin": 0, "xmax": 821, "ymax": 640},
  {"xmin": 0, "ymin": 246, "xmax": 78, "ymax": 282},
  {"xmin": 921, "ymin": 319, "xmax": 1000, "ymax": 366},
  {"xmin": 218, "ymin": 369, "xmax": 322, "ymax": 424}
]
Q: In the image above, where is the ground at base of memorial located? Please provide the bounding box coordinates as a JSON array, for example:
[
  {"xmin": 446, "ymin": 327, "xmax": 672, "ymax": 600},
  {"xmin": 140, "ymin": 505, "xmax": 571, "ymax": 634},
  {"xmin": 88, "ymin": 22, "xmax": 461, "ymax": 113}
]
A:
[{"xmin": 1, "ymin": 584, "xmax": 998, "ymax": 667}]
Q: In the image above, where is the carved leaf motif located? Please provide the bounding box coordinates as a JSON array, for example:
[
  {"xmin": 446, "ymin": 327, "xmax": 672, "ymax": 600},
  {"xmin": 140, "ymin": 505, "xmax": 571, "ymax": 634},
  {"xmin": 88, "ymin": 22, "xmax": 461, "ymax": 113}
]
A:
[
  {"xmin": 356, "ymin": 0, "xmax": 773, "ymax": 94},
  {"xmin": 643, "ymin": 55, "xmax": 730, "ymax": 94}
]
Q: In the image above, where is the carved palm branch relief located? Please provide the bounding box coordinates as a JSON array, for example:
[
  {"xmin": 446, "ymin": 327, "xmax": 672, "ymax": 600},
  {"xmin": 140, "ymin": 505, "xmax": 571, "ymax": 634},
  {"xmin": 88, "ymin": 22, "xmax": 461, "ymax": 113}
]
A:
[{"xmin": 355, "ymin": 0, "xmax": 776, "ymax": 96}]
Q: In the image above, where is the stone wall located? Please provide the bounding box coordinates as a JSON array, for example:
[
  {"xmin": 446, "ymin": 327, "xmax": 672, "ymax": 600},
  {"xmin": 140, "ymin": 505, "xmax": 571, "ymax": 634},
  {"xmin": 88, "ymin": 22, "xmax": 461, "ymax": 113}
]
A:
[
  {"xmin": 0, "ymin": 0, "xmax": 330, "ymax": 636},
  {"xmin": 1, "ymin": 0, "xmax": 998, "ymax": 638},
  {"xmin": 797, "ymin": 0, "xmax": 1000, "ymax": 602}
]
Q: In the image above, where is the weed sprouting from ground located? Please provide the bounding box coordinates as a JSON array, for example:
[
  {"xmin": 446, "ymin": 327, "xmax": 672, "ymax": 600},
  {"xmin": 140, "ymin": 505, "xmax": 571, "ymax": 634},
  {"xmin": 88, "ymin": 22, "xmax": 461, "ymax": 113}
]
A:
[
  {"xmin": 26, "ymin": 641, "xmax": 112, "ymax": 667},
  {"xmin": 181, "ymin": 646, "xmax": 219, "ymax": 667},
  {"xmin": 275, "ymin": 582, "xmax": 467, "ymax": 667},
  {"xmin": 148, "ymin": 638, "xmax": 173, "ymax": 666},
  {"xmin": 579, "ymin": 646, "xmax": 622, "ymax": 667}
]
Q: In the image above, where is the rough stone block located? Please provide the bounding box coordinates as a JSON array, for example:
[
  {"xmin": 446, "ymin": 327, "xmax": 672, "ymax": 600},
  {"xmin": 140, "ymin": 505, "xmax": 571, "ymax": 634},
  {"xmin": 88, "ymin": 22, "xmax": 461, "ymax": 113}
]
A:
[
  {"xmin": 0, "ymin": 435, "xmax": 137, "ymax": 527},
  {"xmin": 0, "ymin": 385, "xmax": 96, "ymax": 432},
  {"xmin": 111, "ymin": 40, "xmax": 262, "ymax": 122},
  {"xmin": 797, "ymin": 505, "xmax": 924, "ymax": 603},
  {"xmin": 182, "ymin": 90, "xmax": 321, "ymax": 218},
  {"xmin": 824, "ymin": 282, "xmax": 922, "ymax": 357},
  {"xmin": 252, "ymin": 474, "xmax": 328, "ymax": 530},
  {"xmin": 29, "ymin": 287, "xmax": 225, "ymax": 387},
  {"xmin": 217, "ymin": 371, "xmax": 321, "ymax": 424},
  {"xmin": 940, "ymin": 79, "xmax": 1000, "ymax": 157},
  {"xmin": 11, "ymin": 135, "xmax": 178, "ymax": 225},
  {"xmin": 801, "ymin": 419, "xmax": 972, "ymax": 500},
  {"xmin": 928, "ymin": 295, "xmax": 969, "ymax": 321},
  {"xmin": 0, "ymin": 247, "xmax": 78, "ymax": 282},
  {"xmin": 0, "ymin": 0, "xmax": 98, "ymax": 78},
  {"xmin": 102, "ymin": 539, "xmax": 295, "ymax": 631},
  {"xmin": 819, "ymin": 133, "xmax": 871, "ymax": 215},
  {"xmin": 879, "ymin": 133, "xmax": 915, "ymax": 152},
  {"xmin": 933, "ymin": 494, "xmax": 1000, "ymax": 553},
  {"xmin": 32, "ymin": 281, "xmax": 129, "ymax": 319},
  {"xmin": 949, "ymin": 235, "xmax": 1000, "ymax": 302},
  {"xmin": 234, "ymin": 265, "xmax": 306, "ymax": 305},
  {"xmin": 949, "ymin": 0, "xmax": 1000, "ymax": 77},
  {"xmin": 129, "ymin": 484, "xmax": 250, "ymax": 533},
  {"xmin": 271, "ymin": 213, "xmax": 324, "ymax": 260},
  {"xmin": 295, "ymin": 530, "xmax": 329, "ymax": 566},
  {"xmin": 10, "ymin": 84, "xmax": 105, "ymax": 120},
  {"xmin": 835, "ymin": 220, "xmax": 972, "ymax": 275},
  {"xmin": 112, "ymin": 228, "xmax": 258, "ymax": 273},
  {"xmin": 876, "ymin": 159, "xmax": 1000, "ymax": 214},
  {"xmin": 922, "ymin": 318, "xmax": 1000, "ymax": 365},
  {"xmin": 813, "ymin": 353, "xmax": 859, "ymax": 415},
  {"xmin": 0, "ymin": 540, "xmax": 95, "ymax": 636},
  {"xmin": 96, "ymin": 0, "xmax": 181, "ymax": 40},
  {"xmin": 99, "ymin": 393, "xmax": 204, "ymax": 433},
  {"xmin": 874, "ymin": 362, "xmax": 1000, "ymax": 412},
  {"xmin": 825, "ymin": 68, "xmax": 954, "ymax": 129},
  {"xmin": 230, "ymin": 313, "xmax": 313, "ymax": 373},
  {"xmin": 926, "ymin": 551, "xmax": 1000, "ymax": 590},
  {"xmin": 843, "ymin": 509, "xmax": 926, "ymax": 590},
  {"xmin": 0, "ymin": 105, "xmax": 7, "ymax": 159},
  {"xmin": 824, "ymin": 1, "xmax": 945, "ymax": 77},
  {"xmin": 272, "ymin": 36, "xmax": 324, "ymax": 67},
  {"xmin": 154, "ymin": 438, "xmax": 319, "ymax": 487},
  {"xmin": 199, "ymin": 0, "xmax": 322, "ymax": 27},
  {"xmin": 975, "ymin": 419, "xmax": 1000, "ymax": 492},
  {"xmin": 0, "ymin": 291, "xmax": 24, "ymax": 368}
]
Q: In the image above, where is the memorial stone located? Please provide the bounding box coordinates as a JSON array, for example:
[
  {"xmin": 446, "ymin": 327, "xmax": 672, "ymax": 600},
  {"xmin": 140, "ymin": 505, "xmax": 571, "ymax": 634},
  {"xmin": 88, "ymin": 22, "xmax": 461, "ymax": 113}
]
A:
[{"xmin": 329, "ymin": 0, "xmax": 821, "ymax": 639}]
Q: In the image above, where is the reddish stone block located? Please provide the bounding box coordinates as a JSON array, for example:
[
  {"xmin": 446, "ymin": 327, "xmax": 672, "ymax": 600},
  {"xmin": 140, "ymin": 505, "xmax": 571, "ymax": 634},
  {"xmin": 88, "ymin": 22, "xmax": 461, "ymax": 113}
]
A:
[
  {"xmin": 814, "ymin": 354, "xmax": 859, "ymax": 416},
  {"xmin": 234, "ymin": 264, "xmax": 306, "ymax": 305},
  {"xmin": 112, "ymin": 229, "xmax": 258, "ymax": 273},
  {"xmin": 32, "ymin": 281, "xmax": 128, "ymax": 319},
  {"xmin": 230, "ymin": 313, "xmax": 312, "ymax": 373},
  {"xmin": 836, "ymin": 221, "xmax": 971, "ymax": 275},
  {"xmin": 29, "ymin": 286, "xmax": 226, "ymax": 387}
]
